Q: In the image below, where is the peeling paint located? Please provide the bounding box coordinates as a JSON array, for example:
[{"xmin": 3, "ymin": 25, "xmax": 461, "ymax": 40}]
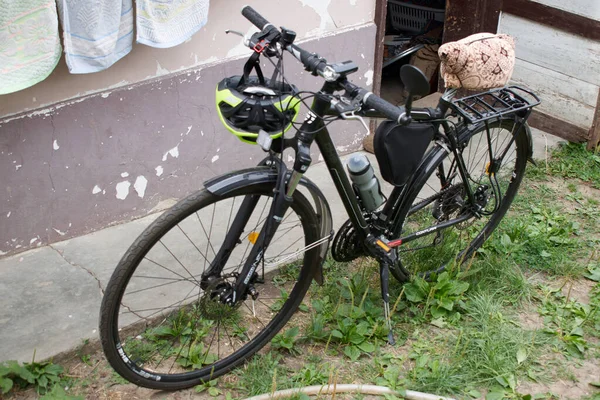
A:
[
  {"xmin": 92, "ymin": 185, "xmax": 102, "ymax": 194},
  {"xmin": 15, "ymin": 164, "xmax": 22, "ymax": 171},
  {"xmin": 121, "ymin": 172, "xmax": 129, "ymax": 178},
  {"xmin": 155, "ymin": 166, "xmax": 164, "ymax": 176},
  {"xmin": 53, "ymin": 140, "xmax": 60, "ymax": 150},
  {"xmin": 116, "ymin": 181, "xmax": 131, "ymax": 200},
  {"xmin": 162, "ymin": 145, "xmax": 180, "ymax": 161},
  {"xmin": 134, "ymin": 176, "xmax": 148, "ymax": 198},
  {"xmin": 211, "ymin": 155, "xmax": 219, "ymax": 163},
  {"xmin": 101, "ymin": 92, "xmax": 111, "ymax": 99},
  {"xmin": 30, "ymin": 238, "xmax": 37, "ymax": 244},
  {"xmin": 364, "ymin": 70, "xmax": 374, "ymax": 86},
  {"xmin": 185, "ymin": 125, "xmax": 192, "ymax": 135},
  {"xmin": 53, "ymin": 228, "xmax": 66, "ymax": 236},
  {"xmin": 299, "ymin": 0, "xmax": 334, "ymax": 34},
  {"xmin": 156, "ymin": 61, "xmax": 170, "ymax": 76}
]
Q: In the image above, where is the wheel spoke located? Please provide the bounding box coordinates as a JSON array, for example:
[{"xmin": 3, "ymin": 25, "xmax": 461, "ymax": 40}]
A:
[
  {"xmin": 105, "ymin": 188, "xmax": 314, "ymax": 386},
  {"xmin": 159, "ymin": 240, "xmax": 201, "ymax": 286},
  {"xmin": 393, "ymin": 121, "xmax": 525, "ymax": 280}
]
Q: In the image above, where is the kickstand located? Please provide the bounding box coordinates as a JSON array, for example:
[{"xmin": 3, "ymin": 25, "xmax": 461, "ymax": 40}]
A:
[{"xmin": 380, "ymin": 262, "xmax": 396, "ymax": 345}]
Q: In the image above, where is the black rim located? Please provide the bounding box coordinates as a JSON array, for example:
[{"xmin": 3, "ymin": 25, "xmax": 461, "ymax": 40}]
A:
[
  {"xmin": 105, "ymin": 188, "xmax": 317, "ymax": 383},
  {"xmin": 397, "ymin": 120, "xmax": 525, "ymax": 276}
]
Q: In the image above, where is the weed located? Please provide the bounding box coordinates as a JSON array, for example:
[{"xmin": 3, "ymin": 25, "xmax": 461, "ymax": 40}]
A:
[
  {"xmin": 482, "ymin": 202, "xmax": 583, "ymax": 277},
  {"xmin": 38, "ymin": 384, "xmax": 83, "ymax": 400},
  {"xmin": 195, "ymin": 379, "xmax": 222, "ymax": 397},
  {"xmin": 585, "ymin": 263, "xmax": 600, "ymax": 282},
  {"xmin": 290, "ymin": 363, "xmax": 329, "ymax": 386},
  {"xmin": 373, "ymin": 353, "xmax": 407, "ymax": 392},
  {"xmin": 537, "ymin": 285, "xmax": 596, "ymax": 357},
  {"xmin": 271, "ymin": 326, "xmax": 302, "ymax": 355},
  {"xmin": 543, "ymin": 143, "xmax": 600, "ymax": 188},
  {"xmin": 403, "ymin": 271, "xmax": 469, "ymax": 323},
  {"xmin": 0, "ymin": 356, "xmax": 64, "ymax": 395},
  {"xmin": 234, "ymin": 352, "xmax": 291, "ymax": 396},
  {"xmin": 176, "ymin": 343, "xmax": 218, "ymax": 368},
  {"xmin": 272, "ymin": 261, "xmax": 302, "ymax": 286}
]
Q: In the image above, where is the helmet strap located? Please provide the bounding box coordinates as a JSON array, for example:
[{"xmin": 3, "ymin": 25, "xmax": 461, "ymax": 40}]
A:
[
  {"xmin": 269, "ymin": 56, "xmax": 284, "ymax": 90},
  {"xmin": 242, "ymin": 52, "xmax": 266, "ymax": 86}
]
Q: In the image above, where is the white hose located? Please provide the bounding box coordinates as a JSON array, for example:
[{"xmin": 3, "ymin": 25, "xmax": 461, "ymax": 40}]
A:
[{"xmin": 244, "ymin": 384, "xmax": 456, "ymax": 400}]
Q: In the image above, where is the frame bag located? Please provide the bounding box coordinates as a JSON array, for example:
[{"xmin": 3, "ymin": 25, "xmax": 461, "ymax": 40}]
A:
[{"xmin": 373, "ymin": 121, "xmax": 435, "ymax": 186}]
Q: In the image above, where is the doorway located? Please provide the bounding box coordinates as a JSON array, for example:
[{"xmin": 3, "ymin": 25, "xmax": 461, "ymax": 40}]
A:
[{"xmin": 377, "ymin": 0, "xmax": 447, "ymax": 107}]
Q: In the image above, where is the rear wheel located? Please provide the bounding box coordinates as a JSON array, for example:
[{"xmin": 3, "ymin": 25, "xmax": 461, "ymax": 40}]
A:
[
  {"xmin": 391, "ymin": 119, "xmax": 529, "ymax": 281},
  {"xmin": 99, "ymin": 183, "xmax": 319, "ymax": 390}
]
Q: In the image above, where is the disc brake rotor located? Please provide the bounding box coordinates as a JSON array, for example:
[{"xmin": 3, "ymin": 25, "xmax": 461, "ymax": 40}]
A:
[{"xmin": 198, "ymin": 277, "xmax": 240, "ymax": 321}]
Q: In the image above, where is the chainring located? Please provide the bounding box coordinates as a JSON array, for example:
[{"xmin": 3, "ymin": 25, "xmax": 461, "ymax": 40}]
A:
[{"xmin": 331, "ymin": 219, "xmax": 365, "ymax": 262}]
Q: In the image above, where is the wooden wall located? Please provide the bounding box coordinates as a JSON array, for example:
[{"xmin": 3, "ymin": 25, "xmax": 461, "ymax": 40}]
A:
[
  {"xmin": 499, "ymin": 13, "xmax": 600, "ymax": 135},
  {"xmin": 442, "ymin": 0, "xmax": 600, "ymax": 148}
]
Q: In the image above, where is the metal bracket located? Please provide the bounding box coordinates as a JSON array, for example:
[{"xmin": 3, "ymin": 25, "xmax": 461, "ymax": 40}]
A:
[
  {"xmin": 226, "ymin": 29, "xmax": 250, "ymax": 46},
  {"xmin": 340, "ymin": 111, "xmax": 370, "ymax": 135}
]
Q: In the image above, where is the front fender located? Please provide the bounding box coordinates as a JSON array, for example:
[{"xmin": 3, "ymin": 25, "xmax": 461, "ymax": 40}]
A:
[{"xmin": 204, "ymin": 167, "xmax": 333, "ymax": 285}]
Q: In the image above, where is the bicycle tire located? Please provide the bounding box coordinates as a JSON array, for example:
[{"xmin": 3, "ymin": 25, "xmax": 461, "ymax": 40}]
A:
[
  {"xmin": 99, "ymin": 182, "xmax": 320, "ymax": 390},
  {"xmin": 390, "ymin": 119, "xmax": 529, "ymax": 281}
]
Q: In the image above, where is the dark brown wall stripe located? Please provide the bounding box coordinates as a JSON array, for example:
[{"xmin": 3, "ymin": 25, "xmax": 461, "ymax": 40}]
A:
[
  {"xmin": 529, "ymin": 110, "xmax": 590, "ymax": 144},
  {"xmin": 504, "ymin": 0, "xmax": 600, "ymax": 42}
]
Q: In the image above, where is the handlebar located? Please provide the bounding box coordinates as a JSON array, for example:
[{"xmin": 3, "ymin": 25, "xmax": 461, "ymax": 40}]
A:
[
  {"xmin": 240, "ymin": 5, "xmax": 407, "ymax": 124},
  {"xmin": 363, "ymin": 94, "xmax": 406, "ymax": 123},
  {"xmin": 241, "ymin": 6, "xmax": 272, "ymax": 30}
]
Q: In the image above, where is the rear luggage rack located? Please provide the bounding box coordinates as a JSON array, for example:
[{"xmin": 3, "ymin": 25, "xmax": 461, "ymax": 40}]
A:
[{"xmin": 449, "ymin": 86, "xmax": 541, "ymax": 124}]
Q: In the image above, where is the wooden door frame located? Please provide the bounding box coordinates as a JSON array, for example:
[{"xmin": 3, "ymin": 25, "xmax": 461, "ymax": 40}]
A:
[{"xmin": 371, "ymin": 0, "xmax": 600, "ymax": 148}]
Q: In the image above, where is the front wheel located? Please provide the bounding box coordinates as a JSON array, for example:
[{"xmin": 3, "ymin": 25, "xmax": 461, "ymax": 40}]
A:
[
  {"xmin": 391, "ymin": 119, "xmax": 529, "ymax": 281},
  {"xmin": 99, "ymin": 182, "xmax": 320, "ymax": 390}
]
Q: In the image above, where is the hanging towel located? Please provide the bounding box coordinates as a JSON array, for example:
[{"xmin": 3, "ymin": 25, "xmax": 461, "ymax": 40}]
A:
[
  {"xmin": 137, "ymin": 0, "xmax": 210, "ymax": 48},
  {"xmin": 0, "ymin": 0, "xmax": 61, "ymax": 95},
  {"xmin": 56, "ymin": 0, "xmax": 134, "ymax": 74}
]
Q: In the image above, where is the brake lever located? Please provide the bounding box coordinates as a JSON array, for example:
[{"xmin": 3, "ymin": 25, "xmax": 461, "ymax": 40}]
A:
[
  {"xmin": 225, "ymin": 29, "xmax": 244, "ymax": 37},
  {"xmin": 340, "ymin": 111, "xmax": 370, "ymax": 135},
  {"xmin": 226, "ymin": 29, "xmax": 250, "ymax": 46},
  {"xmin": 331, "ymin": 98, "xmax": 370, "ymax": 134}
]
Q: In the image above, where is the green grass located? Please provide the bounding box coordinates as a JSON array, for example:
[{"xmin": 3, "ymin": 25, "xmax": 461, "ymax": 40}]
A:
[
  {"xmin": 28, "ymin": 142, "xmax": 599, "ymax": 400},
  {"xmin": 540, "ymin": 143, "xmax": 600, "ymax": 188}
]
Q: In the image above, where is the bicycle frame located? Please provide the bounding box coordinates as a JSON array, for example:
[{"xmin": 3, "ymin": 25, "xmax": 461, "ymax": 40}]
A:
[{"xmin": 203, "ymin": 80, "xmax": 532, "ymax": 300}]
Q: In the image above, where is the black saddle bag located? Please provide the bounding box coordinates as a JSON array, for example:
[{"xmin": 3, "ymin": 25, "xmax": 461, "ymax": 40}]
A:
[{"xmin": 373, "ymin": 121, "xmax": 436, "ymax": 186}]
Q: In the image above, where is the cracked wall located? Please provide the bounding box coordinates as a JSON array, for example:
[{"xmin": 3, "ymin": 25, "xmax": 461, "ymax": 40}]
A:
[{"xmin": 0, "ymin": 24, "xmax": 377, "ymax": 257}]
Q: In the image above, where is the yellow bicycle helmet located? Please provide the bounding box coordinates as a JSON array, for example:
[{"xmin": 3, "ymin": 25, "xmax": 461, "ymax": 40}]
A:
[{"xmin": 216, "ymin": 75, "xmax": 301, "ymax": 144}]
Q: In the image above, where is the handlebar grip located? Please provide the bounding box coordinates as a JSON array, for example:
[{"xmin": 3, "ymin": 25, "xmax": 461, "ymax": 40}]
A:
[
  {"xmin": 241, "ymin": 6, "xmax": 271, "ymax": 30},
  {"xmin": 364, "ymin": 93, "xmax": 405, "ymax": 123}
]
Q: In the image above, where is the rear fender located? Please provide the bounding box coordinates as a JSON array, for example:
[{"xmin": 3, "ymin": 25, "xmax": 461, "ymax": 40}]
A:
[{"xmin": 204, "ymin": 167, "xmax": 332, "ymax": 285}]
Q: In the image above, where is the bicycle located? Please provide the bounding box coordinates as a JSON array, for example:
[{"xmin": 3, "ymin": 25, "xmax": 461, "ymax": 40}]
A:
[{"xmin": 99, "ymin": 6, "xmax": 541, "ymax": 390}]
